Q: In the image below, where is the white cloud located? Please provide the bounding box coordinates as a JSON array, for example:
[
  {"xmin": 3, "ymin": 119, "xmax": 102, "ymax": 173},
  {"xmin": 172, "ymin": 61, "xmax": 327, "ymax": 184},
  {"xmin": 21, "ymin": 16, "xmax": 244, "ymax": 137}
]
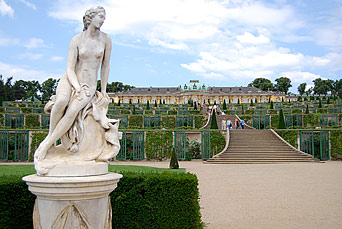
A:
[
  {"xmin": 24, "ymin": 38, "xmax": 48, "ymax": 49},
  {"xmin": 17, "ymin": 53, "xmax": 44, "ymax": 60},
  {"xmin": 279, "ymin": 72, "xmax": 321, "ymax": 84},
  {"xmin": 0, "ymin": 36, "xmax": 20, "ymax": 46},
  {"xmin": 18, "ymin": 0, "xmax": 36, "ymax": 10},
  {"xmin": 49, "ymin": 56, "xmax": 64, "ymax": 62},
  {"xmin": 0, "ymin": 61, "xmax": 61, "ymax": 82},
  {"xmin": 237, "ymin": 32, "xmax": 270, "ymax": 45},
  {"xmin": 0, "ymin": 0, "xmax": 14, "ymax": 18}
]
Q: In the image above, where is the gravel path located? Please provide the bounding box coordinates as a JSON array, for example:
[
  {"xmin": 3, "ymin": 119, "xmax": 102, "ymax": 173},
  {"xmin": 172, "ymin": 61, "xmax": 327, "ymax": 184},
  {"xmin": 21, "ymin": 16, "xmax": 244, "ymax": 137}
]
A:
[{"xmin": 111, "ymin": 160, "xmax": 342, "ymax": 229}]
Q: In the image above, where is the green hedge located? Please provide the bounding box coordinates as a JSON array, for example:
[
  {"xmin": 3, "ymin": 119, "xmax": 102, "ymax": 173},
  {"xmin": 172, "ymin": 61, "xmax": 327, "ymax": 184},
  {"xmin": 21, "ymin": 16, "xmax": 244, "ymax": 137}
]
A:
[
  {"xmin": 194, "ymin": 115, "xmax": 207, "ymax": 129},
  {"xmin": 29, "ymin": 132, "xmax": 48, "ymax": 161},
  {"xmin": 275, "ymin": 130, "xmax": 298, "ymax": 148},
  {"xmin": 161, "ymin": 116, "xmax": 176, "ymax": 129},
  {"xmin": 330, "ymin": 131, "xmax": 342, "ymax": 160},
  {"xmin": 145, "ymin": 131, "xmax": 173, "ymax": 160},
  {"xmin": 210, "ymin": 131, "xmax": 226, "ymax": 156},
  {"xmin": 128, "ymin": 115, "xmax": 143, "ymax": 129},
  {"xmin": 0, "ymin": 172, "xmax": 202, "ymax": 229},
  {"xmin": 25, "ymin": 114, "xmax": 40, "ymax": 129}
]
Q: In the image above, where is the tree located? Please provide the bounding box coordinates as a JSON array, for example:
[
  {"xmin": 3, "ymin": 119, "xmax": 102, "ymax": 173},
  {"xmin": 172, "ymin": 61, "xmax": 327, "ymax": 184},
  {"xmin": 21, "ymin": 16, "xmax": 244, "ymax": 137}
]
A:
[
  {"xmin": 146, "ymin": 100, "xmax": 150, "ymax": 110},
  {"xmin": 270, "ymin": 101, "xmax": 274, "ymax": 110},
  {"xmin": 274, "ymin": 77, "xmax": 292, "ymax": 94},
  {"xmin": 154, "ymin": 99, "xmax": 157, "ymax": 107},
  {"xmin": 25, "ymin": 80, "xmax": 41, "ymax": 100},
  {"xmin": 277, "ymin": 109, "xmax": 286, "ymax": 129},
  {"xmin": 41, "ymin": 78, "xmax": 58, "ymax": 102},
  {"xmin": 210, "ymin": 110, "xmax": 218, "ymax": 129},
  {"xmin": 333, "ymin": 79, "xmax": 342, "ymax": 98},
  {"xmin": 222, "ymin": 99, "xmax": 227, "ymax": 110},
  {"xmin": 297, "ymin": 83, "xmax": 307, "ymax": 96},
  {"xmin": 194, "ymin": 102, "xmax": 197, "ymax": 110},
  {"xmin": 305, "ymin": 104, "xmax": 309, "ymax": 114},
  {"xmin": 248, "ymin": 78, "xmax": 274, "ymax": 91},
  {"xmin": 313, "ymin": 78, "xmax": 333, "ymax": 95},
  {"xmin": 250, "ymin": 98, "xmax": 254, "ymax": 106},
  {"xmin": 169, "ymin": 148, "xmax": 179, "ymax": 169},
  {"xmin": 12, "ymin": 79, "xmax": 27, "ymax": 100}
]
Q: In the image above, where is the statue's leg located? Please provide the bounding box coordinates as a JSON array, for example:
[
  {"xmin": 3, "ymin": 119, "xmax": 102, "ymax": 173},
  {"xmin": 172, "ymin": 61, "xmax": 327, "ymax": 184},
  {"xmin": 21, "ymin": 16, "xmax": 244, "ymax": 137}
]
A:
[
  {"xmin": 35, "ymin": 91, "xmax": 93, "ymax": 161},
  {"xmin": 47, "ymin": 74, "xmax": 71, "ymax": 137}
]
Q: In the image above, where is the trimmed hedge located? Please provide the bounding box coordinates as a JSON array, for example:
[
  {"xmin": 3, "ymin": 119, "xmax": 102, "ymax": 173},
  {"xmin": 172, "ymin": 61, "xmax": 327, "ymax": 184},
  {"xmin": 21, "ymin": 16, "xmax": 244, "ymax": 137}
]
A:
[
  {"xmin": 0, "ymin": 172, "xmax": 202, "ymax": 229},
  {"xmin": 25, "ymin": 114, "xmax": 40, "ymax": 129},
  {"xmin": 128, "ymin": 115, "xmax": 143, "ymax": 129},
  {"xmin": 330, "ymin": 131, "xmax": 342, "ymax": 160},
  {"xmin": 161, "ymin": 116, "xmax": 176, "ymax": 129}
]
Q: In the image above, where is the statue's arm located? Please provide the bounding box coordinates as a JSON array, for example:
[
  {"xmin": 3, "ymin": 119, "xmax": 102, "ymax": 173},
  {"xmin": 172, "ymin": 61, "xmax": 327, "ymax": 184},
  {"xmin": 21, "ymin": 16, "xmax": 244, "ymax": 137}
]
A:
[
  {"xmin": 66, "ymin": 36, "xmax": 81, "ymax": 95},
  {"xmin": 101, "ymin": 34, "xmax": 112, "ymax": 93}
]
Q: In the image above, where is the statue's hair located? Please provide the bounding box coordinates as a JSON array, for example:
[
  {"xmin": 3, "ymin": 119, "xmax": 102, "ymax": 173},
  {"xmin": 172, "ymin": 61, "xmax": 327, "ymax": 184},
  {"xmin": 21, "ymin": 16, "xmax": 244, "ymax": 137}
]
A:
[{"xmin": 83, "ymin": 6, "xmax": 106, "ymax": 31}]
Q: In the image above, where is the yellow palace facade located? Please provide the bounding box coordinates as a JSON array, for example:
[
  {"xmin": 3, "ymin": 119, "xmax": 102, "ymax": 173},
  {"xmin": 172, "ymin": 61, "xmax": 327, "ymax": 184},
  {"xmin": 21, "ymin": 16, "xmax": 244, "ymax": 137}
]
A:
[{"xmin": 109, "ymin": 80, "xmax": 292, "ymax": 105}]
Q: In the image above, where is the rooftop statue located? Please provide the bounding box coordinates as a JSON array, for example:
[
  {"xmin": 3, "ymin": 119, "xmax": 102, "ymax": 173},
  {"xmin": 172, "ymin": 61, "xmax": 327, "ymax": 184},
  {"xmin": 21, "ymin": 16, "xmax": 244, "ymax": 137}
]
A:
[{"xmin": 34, "ymin": 6, "xmax": 121, "ymax": 176}]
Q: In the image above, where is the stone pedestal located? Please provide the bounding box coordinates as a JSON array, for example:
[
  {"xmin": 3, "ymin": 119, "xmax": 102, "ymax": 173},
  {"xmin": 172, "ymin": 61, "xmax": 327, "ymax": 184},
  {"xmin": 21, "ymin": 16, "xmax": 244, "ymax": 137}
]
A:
[{"xmin": 23, "ymin": 173, "xmax": 122, "ymax": 229}]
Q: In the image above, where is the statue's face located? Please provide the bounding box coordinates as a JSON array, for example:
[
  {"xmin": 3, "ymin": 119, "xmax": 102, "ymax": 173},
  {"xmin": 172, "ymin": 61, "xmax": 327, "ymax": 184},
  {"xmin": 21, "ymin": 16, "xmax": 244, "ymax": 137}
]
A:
[{"xmin": 92, "ymin": 11, "xmax": 105, "ymax": 29}]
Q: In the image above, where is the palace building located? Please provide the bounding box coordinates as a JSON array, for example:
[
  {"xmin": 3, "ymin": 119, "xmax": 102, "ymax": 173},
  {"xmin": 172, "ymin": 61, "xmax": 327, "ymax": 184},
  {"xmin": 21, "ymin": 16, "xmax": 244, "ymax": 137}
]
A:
[{"xmin": 109, "ymin": 80, "xmax": 292, "ymax": 105}]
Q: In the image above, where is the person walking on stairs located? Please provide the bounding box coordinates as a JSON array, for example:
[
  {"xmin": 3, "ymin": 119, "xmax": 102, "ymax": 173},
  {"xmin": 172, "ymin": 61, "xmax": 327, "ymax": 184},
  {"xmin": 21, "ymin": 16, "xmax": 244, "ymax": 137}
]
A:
[
  {"xmin": 235, "ymin": 117, "xmax": 240, "ymax": 129},
  {"xmin": 240, "ymin": 119, "xmax": 245, "ymax": 129},
  {"xmin": 227, "ymin": 118, "xmax": 232, "ymax": 130}
]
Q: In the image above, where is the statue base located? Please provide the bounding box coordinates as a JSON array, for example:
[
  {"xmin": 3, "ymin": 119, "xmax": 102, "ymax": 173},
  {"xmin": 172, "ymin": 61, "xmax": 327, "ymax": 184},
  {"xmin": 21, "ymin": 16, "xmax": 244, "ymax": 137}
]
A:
[
  {"xmin": 23, "ymin": 173, "xmax": 122, "ymax": 229},
  {"xmin": 35, "ymin": 160, "xmax": 109, "ymax": 177}
]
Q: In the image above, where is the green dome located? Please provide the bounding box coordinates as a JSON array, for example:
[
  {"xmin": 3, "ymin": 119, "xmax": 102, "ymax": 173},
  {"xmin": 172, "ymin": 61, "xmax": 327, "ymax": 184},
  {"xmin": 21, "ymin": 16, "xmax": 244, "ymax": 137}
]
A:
[{"xmin": 182, "ymin": 80, "xmax": 207, "ymax": 91}]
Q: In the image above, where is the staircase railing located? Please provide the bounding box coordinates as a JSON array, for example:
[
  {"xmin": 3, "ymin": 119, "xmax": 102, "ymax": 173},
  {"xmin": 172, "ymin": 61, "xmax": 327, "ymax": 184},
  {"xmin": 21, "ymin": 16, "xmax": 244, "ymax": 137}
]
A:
[{"xmin": 235, "ymin": 114, "xmax": 256, "ymax": 130}]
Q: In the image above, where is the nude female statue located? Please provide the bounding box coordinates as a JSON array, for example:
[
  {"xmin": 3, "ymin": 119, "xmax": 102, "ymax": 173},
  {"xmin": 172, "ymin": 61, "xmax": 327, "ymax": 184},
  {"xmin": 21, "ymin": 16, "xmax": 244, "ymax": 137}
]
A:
[{"xmin": 34, "ymin": 6, "xmax": 112, "ymax": 162}]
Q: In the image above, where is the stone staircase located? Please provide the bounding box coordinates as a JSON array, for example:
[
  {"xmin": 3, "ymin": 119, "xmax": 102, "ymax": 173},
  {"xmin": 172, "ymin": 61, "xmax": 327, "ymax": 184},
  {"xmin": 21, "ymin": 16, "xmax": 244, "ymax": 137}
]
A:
[{"xmin": 206, "ymin": 129, "xmax": 316, "ymax": 164}]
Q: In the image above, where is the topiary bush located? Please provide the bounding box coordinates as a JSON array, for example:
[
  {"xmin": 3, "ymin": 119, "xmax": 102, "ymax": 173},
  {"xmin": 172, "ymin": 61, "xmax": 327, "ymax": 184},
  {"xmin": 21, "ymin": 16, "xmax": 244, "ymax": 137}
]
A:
[
  {"xmin": 277, "ymin": 109, "xmax": 286, "ymax": 129},
  {"xmin": 210, "ymin": 111, "xmax": 218, "ymax": 129},
  {"xmin": 169, "ymin": 148, "xmax": 179, "ymax": 169}
]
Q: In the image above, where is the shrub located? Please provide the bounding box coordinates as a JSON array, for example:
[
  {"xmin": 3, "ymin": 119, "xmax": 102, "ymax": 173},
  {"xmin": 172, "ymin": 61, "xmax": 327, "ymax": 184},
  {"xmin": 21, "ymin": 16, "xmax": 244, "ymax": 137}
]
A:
[
  {"xmin": 210, "ymin": 131, "xmax": 225, "ymax": 156},
  {"xmin": 210, "ymin": 111, "xmax": 218, "ymax": 129},
  {"xmin": 0, "ymin": 172, "xmax": 202, "ymax": 229},
  {"xmin": 21, "ymin": 108, "xmax": 33, "ymax": 113},
  {"xmin": 29, "ymin": 132, "xmax": 48, "ymax": 161},
  {"xmin": 161, "ymin": 116, "xmax": 176, "ymax": 129},
  {"xmin": 168, "ymin": 110, "xmax": 177, "ymax": 115},
  {"xmin": 330, "ymin": 131, "xmax": 342, "ymax": 160},
  {"xmin": 128, "ymin": 115, "xmax": 143, "ymax": 129},
  {"xmin": 169, "ymin": 148, "xmax": 179, "ymax": 169},
  {"xmin": 145, "ymin": 131, "xmax": 173, "ymax": 160},
  {"xmin": 194, "ymin": 115, "xmax": 207, "ymax": 129},
  {"xmin": 25, "ymin": 115, "xmax": 40, "ymax": 129},
  {"xmin": 144, "ymin": 110, "xmax": 153, "ymax": 115},
  {"xmin": 277, "ymin": 109, "xmax": 286, "ymax": 129}
]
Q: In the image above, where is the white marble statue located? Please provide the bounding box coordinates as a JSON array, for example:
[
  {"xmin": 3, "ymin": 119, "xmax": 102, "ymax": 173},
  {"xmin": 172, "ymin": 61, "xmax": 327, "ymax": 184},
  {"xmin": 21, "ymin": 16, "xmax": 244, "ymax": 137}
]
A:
[{"xmin": 34, "ymin": 6, "xmax": 121, "ymax": 176}]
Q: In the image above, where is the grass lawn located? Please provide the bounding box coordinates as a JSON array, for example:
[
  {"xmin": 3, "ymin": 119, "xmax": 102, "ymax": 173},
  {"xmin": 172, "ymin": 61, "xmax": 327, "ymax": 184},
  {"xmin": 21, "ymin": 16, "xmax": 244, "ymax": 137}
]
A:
[{"xmin": 0, "ymin": 164, "xmax": 185, "ymax": 176}]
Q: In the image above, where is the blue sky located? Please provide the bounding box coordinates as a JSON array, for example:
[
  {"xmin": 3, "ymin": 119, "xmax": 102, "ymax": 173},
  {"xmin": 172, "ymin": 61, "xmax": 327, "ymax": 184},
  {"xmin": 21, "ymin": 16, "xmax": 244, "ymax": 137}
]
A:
[{"xmin": 0, "ymin": 0, "xmax": 341, "ymax": 93}]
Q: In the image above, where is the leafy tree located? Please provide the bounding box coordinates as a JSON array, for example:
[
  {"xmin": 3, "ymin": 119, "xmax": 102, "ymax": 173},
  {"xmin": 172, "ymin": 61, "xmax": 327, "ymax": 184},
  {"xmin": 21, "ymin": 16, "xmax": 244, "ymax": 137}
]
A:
[
  {"xmin": 277, "ymin": 109, "xmax": 286, "ymax": 129},
  {"xmin": 333, "ymin": 79, "xmax": 342, "ymax": 98},
  {"xmin": 297, "ymin": 83, "xmax": 307, "ymax": 96},
  {"xmin": 248, "ymin": 78, "xmax": 274, "ymax": 91},
  {"xmin": 41, "ymin": 78, "xmax": 58, "ymax": 102},
  {"xmin": 154, "ymin": 100, "xmax": 157, "ymax": 107},
  {"xmin": 250, "ymin": 99, "xmax": 254, "ymax": 106},
  {"xmin": 26, "ymin": 80, "xmax": 41, "ymax": 100},
  {"xmin": 274, "ymin": 77, "xmax": 292, "ymax": 94},
  {"xmin": 318, "ymin": 98, "xmax": 322, "ymax": 108},
  {"xmin": 306, "ymin": 87, "xmax": 313, "ymax": 96},
  {"xmin": 305, "ymin": 104, "xmax": 309, "ymax": 114},
  {"xmin": 313, "ymin": 78, "xmax": 333, "ymax": 95}
]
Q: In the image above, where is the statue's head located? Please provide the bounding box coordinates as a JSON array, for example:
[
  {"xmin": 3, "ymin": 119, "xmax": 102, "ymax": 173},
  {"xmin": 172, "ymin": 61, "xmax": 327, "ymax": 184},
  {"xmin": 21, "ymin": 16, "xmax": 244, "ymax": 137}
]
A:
[{"xmin": 83, "ymin": 6, "xmax": 106, "ymax": 31}]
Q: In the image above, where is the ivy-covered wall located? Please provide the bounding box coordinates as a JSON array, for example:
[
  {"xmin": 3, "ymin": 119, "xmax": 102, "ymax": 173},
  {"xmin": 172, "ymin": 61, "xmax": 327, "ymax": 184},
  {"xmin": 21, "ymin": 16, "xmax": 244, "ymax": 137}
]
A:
[
  {"xmin": 210, "ymin": 131, "xmax": 226, "ymax": 156},
  {"xmin": 128, "ymin": 115, "xmax": 143, "ymax": 129},
  {"xmin": 161, "ymin": 116, "xmax": 176, "ymax": 129},
  {"xmin": 275, "ymin": 130, "xmax": 298, "ymax": 149},
  {"xmin": 145, "ymin": 131, "xmax": 173, "ymax": 160},
  {"xmin": 330, "ymin": 131, "xmax": 342, "ymax": 160}
]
